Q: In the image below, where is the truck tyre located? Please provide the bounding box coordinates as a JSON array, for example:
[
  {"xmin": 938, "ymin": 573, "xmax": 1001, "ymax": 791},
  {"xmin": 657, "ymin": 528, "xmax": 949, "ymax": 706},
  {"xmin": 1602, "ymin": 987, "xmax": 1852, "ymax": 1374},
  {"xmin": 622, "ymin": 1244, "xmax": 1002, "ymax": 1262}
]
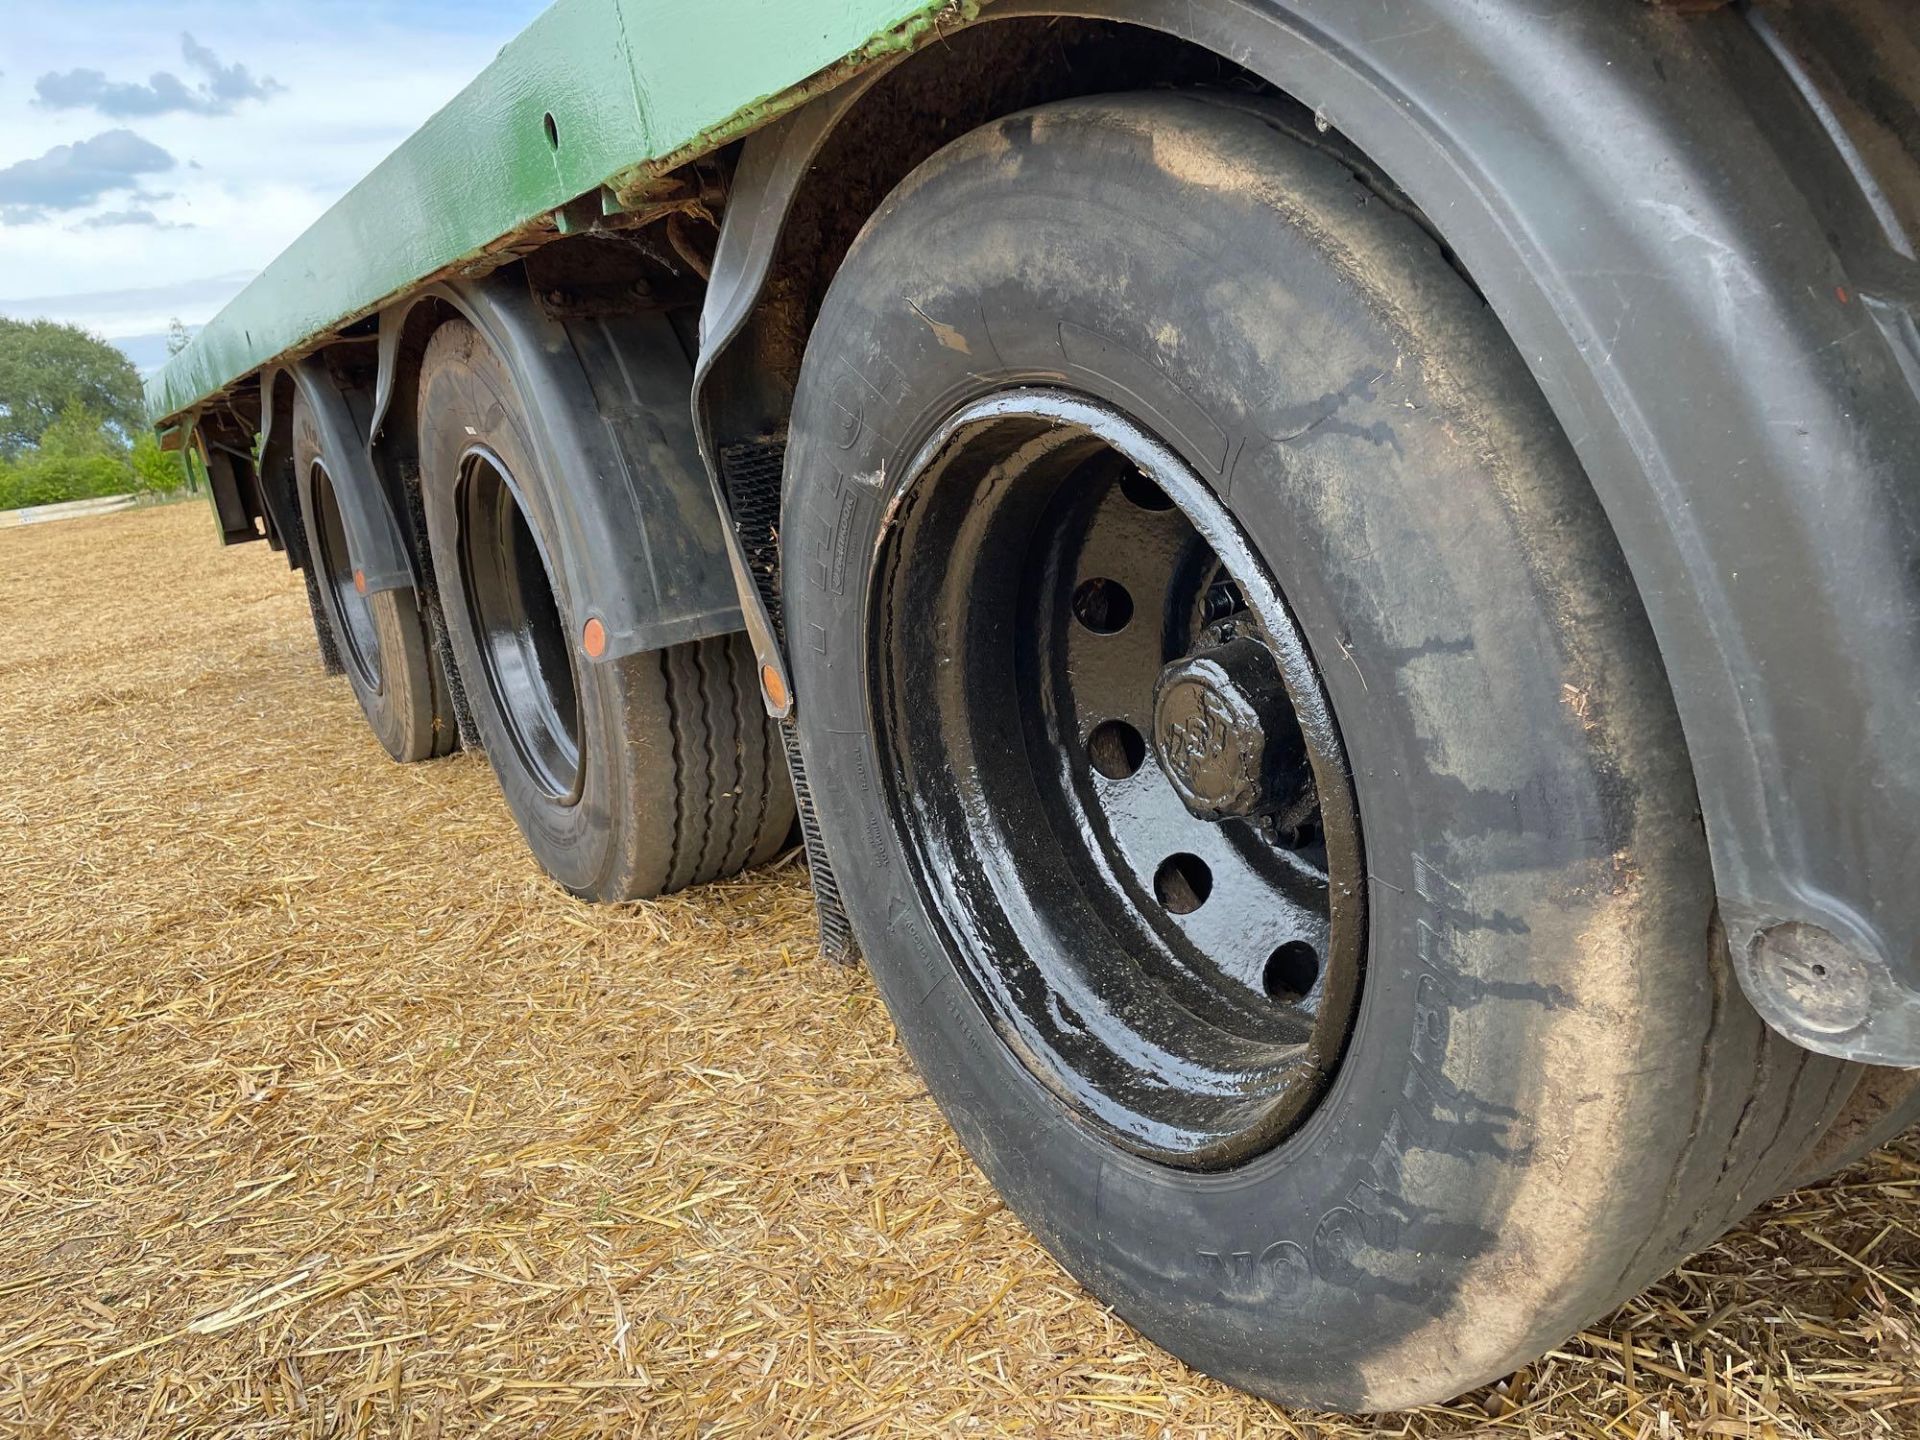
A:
[
  {"xmin": 292, "ymin": 389, "xmax": 454, "ymax": 762},
  {"xmin": 780, "ymin": 95, "xmax": 1850, "ymax": 1410},
  {"xmin": 1790, "ymin": 1065, "xmax": 1920, "ymax": 1189},
  {"xmin": 416, "ymin": 317, "xmax": 793, "ymax": 901}
]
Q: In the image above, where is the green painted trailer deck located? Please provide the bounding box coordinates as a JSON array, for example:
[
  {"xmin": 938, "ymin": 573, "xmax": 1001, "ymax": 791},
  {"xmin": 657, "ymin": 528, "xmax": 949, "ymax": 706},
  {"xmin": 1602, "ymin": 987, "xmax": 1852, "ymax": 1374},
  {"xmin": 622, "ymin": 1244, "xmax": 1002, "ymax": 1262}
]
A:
[{"xmin": 147, "ymin": 0, "xmax": 962, "ymax": 425}]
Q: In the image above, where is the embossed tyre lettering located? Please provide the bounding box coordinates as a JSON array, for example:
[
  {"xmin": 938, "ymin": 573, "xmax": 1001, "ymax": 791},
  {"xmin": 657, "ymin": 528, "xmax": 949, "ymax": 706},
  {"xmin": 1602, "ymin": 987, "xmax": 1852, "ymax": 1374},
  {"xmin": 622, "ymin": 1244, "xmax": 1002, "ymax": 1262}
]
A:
[
  {"xmin": 416, "ymin": 318, "xmax": 794, "ymax": 900},
  {"xmin": 781, "ymin": 95, "xmax": 1853, "ymax": 1410}
]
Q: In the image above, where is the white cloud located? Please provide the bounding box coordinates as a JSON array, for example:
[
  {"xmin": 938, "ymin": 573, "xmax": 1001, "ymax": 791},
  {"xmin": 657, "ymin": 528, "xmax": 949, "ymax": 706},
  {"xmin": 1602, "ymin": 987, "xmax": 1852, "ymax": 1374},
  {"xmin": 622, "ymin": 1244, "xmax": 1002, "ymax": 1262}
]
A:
[
  {"xmin": 35, "ymin": 33, "xmax": 284, "ymax": 118},
  {"xmin": 0, "ymin": 1, "xmax": 545, "ymax": 349},
  {"xmin": 0, "ymin": 128, "xmax": 175, "ymax": 219}
]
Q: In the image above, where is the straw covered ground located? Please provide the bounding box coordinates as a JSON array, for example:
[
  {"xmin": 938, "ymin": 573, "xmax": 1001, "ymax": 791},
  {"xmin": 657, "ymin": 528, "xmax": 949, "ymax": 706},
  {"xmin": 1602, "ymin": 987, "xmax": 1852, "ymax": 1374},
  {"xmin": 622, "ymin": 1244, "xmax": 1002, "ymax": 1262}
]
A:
[{"xmin": 2, "ymin": 502, "xmax": 1917, "ymax": 1439}]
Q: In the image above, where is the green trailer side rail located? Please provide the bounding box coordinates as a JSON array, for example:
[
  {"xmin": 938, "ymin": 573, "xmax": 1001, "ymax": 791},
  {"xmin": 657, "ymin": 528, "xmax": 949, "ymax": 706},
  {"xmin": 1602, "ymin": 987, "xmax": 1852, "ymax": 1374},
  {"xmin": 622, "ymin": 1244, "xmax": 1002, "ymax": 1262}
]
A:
[{"xmin": 146, "ymin": 0, "xmax": 961, "ymax": 425}]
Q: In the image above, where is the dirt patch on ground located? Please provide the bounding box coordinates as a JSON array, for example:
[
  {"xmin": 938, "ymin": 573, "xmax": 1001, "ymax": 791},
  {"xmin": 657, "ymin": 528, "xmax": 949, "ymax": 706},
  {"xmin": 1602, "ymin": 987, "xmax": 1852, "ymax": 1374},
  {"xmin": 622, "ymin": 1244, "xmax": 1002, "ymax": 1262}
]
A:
[{"xmin": 1, "ymin": 504, "xmax": 1917, "ymax": 1437}]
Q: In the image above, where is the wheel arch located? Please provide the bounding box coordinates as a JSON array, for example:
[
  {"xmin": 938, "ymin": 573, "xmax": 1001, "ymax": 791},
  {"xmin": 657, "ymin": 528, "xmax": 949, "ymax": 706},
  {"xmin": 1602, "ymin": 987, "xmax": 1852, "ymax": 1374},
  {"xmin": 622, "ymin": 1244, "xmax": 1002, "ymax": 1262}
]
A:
[
  {"xmin": 696, "ymin": 0, "xmax": 1920, "ymax": 1062},
  {"xmin": 378, "ymin": 268, "xmax": 743, "ymax": 667},
  {"xmin": 269, "ymin": 345, "xmax": 417, "ymax": 599}
]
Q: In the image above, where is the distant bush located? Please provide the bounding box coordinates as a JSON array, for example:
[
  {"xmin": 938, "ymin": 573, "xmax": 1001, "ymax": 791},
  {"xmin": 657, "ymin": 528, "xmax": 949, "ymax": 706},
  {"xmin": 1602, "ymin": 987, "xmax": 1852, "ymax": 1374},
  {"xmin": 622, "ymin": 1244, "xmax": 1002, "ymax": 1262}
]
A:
[
  {"xmin": 130, "ymin": 431, "xmax": 190, "ymax": 495},
  {"xmin": 0, "ymin": 401, "xmax": 188, "ymax": 511},
  {"xmin": 0, "ymin": 456, "xmax": 123, "ymax": 511},
  {"xmin": 0, "ymin": 313, "xmax": 194, "ymax": 511}
]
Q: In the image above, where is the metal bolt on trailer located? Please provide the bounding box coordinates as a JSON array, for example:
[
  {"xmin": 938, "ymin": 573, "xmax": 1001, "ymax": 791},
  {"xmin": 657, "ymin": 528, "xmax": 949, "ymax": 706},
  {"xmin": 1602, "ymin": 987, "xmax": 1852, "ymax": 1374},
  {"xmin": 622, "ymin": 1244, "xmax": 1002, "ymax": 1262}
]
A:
[{"xmin": 151, "ymin": 0, "xmax": 1920, "ymax": 1411}]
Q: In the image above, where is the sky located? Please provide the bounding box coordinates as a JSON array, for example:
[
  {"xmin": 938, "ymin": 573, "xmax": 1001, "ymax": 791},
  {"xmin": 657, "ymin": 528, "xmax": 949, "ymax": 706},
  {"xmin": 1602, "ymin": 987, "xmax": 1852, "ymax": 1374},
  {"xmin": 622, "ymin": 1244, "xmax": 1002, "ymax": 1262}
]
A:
[{"xmin": 0, "ymin": 1, "xmax": 548, "ymax": 371}]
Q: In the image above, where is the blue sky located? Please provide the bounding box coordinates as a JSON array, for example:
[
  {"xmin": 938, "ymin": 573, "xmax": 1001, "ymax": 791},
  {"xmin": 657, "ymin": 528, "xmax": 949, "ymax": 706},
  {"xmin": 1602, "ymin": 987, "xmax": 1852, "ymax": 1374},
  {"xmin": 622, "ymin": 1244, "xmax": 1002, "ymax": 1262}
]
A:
[{"xmin": 0, "ymin": 1, "xmax": 548, "ymax": 369}]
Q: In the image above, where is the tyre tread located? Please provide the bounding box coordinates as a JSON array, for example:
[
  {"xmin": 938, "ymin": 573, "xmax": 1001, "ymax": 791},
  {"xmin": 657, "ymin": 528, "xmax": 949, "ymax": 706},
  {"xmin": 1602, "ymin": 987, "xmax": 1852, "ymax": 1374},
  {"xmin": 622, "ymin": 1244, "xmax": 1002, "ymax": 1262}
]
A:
[
  {"xmin": 648, "ymin": 634, "xmax": 793, "ymax": 898},
  {"xmin": 1788, "ymin": 1063, "xmax": 1920, "ymax": 1189},
  {"xmin": 415, "ymin": 317, "xmax": 791, "ymax": 901}
]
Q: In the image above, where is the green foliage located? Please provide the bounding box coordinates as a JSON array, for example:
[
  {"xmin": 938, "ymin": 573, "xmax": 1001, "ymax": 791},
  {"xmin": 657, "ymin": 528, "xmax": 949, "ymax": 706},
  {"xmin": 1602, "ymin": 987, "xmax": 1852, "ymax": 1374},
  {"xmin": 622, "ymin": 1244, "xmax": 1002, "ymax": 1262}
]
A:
[
  {"xmin": 0, "ymin": 317, "xmax": 194, "ymax": 511},
  {"xmin": 0, "ymin": 460, "xmax": 123, "ymax": 512},
  {"xmin": 130, "ymin": 431, "xmax": 190, "ymax": 495},
  {"xmin": 0, "ymin": 403, "xmax": 122, "ymax": 509},
  {"xmin": 0, "ymin": 400, "xmax": 190, "ymax": 511},
  {"xmin": 0, "ymin": 317, "xmax": 146, "ymax": 458},
  {"xmin": 37, "ymin": 402, "xmax": 118, "ymax": 460}
]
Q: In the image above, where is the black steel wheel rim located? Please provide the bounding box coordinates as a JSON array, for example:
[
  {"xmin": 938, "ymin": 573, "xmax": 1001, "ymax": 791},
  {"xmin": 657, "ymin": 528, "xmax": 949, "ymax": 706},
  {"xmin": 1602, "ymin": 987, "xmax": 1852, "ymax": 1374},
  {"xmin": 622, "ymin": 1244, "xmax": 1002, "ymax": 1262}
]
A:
[
  {"xmin": 868, "ymin": 391, "xmax": 1364, "ymax": 1169},
  {"xmin": 456, "ymin": 447, "xmax": 583, "ymax": 802},
  {"xmin": 310, "ymin": 459, "xmax": 384, "ymax": 695}
]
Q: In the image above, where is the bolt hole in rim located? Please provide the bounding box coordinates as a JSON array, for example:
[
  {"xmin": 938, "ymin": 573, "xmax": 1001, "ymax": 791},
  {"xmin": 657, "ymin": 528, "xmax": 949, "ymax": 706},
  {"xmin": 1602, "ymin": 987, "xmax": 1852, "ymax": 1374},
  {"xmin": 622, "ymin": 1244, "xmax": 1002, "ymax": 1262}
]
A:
[
  {"xmin": 869, "ymin": 390, "xmax": 1364, "ymax": 1168},
  {"xmin": 309, "ymin": 460, "xmax": 384, "ymax": 694},
  {"xmin": 1265, "ymin": 940, "xmax": 1322, "ymax": 1002},
  {"xmin": 1154, "ymin": 853, "xmax": 1213, "ymax": 914},
  {"xmin": 1087, "ymin": 719, "xmax": 1146, "ymax": 780},
  {"xmin": 1071, "ymin": 576, "xmax": 1133, "ymax": 634},
  {"xmin": 457, "ymin": 447, "xmax": 584, "ymax": 802}
]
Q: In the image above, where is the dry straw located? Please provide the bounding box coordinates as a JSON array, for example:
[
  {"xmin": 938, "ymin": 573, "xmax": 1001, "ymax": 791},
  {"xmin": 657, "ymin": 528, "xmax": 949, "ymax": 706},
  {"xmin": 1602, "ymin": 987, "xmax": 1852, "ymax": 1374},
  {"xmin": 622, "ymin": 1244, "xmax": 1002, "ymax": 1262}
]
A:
[{"xmin": 1, "ymin": 504, "xmax": 1916, "ymax": 1437}]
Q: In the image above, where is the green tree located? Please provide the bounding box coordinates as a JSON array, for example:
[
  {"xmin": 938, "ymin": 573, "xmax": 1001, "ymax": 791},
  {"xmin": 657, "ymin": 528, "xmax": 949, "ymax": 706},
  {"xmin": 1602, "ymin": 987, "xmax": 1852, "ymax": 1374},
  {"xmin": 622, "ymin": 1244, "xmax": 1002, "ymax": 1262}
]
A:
[{"xmin": 0, "ymin": 318, "xmax": 145, "ymax": 457}]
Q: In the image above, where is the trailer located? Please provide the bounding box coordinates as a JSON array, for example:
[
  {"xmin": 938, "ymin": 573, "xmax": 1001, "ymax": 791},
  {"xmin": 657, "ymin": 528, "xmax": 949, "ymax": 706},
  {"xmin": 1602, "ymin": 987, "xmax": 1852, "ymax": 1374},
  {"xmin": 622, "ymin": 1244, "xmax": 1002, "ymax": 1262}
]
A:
[{"xmin": 151, "ymin": 0, "xmax": 1920, "ymax": 1411}]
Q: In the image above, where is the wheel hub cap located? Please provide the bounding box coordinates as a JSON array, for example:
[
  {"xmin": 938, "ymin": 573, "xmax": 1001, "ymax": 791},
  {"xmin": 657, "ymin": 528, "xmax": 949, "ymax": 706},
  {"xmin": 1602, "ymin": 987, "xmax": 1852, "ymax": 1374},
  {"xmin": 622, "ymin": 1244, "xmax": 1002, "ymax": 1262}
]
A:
[{"xmin": 1153, "ymin": 631, "xmax": 1305, "ymax": 823}]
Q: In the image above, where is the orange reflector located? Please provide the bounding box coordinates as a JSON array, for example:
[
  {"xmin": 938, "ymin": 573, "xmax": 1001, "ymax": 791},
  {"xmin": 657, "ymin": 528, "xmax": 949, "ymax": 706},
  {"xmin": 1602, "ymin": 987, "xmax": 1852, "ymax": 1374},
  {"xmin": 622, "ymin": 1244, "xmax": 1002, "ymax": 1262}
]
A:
[
  {"xmin": 581, "ymin": 616, "xmax": 608, "ymax": 658},
  {"xmin": 761, "ymin": 664, "xmax": 789, "ymax": 711},
  {"xmin": 352, "ymin": 569, "xmax": 368, "ymax": 595}
]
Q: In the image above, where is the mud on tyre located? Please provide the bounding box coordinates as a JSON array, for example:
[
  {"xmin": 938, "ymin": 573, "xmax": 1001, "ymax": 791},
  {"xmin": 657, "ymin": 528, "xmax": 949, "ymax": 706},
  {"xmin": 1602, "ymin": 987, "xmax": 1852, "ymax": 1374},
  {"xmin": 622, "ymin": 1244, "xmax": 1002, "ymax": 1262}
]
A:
[{"xmin": 779, "ymin": 95, "xmax": 1850, "ymax": 1410}]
